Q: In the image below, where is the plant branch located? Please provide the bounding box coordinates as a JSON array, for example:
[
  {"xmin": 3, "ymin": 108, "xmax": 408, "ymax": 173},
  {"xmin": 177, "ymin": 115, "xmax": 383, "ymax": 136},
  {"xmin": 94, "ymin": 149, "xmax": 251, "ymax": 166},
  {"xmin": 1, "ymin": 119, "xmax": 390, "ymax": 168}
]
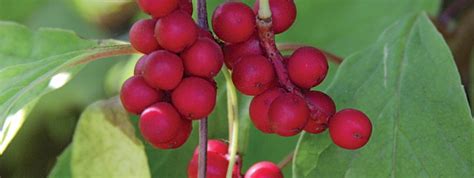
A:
[
  {"xmin": 277, "ymin": 151, "xmax": 294, "ymax": 169},
  {"xmin": 197, "ymin": 0, "xmax": 209, "ymax": 178},
  {"xmin": 223, "ymin": 68, "xmax": 240, "ymax": 178},
  {"xmin": 68, "ymin": 44, "xmax": 138, "ymax": 66},
  {"xmin": 277, "ymin": 43, "xmax": 343, "ymax": 64}
]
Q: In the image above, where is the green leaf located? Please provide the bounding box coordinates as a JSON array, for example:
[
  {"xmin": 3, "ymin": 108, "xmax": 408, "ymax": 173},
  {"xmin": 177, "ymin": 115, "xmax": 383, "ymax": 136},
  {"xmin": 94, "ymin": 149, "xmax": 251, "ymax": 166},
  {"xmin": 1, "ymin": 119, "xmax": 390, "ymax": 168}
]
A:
[
  {"xmin": 70, "ymin": 98, "xmax": 150, "ymax": 178},
  {"xmin": 277, "ymin": 0, "xmax": 440, "ymax": 57},
  {"xmin": 0, "ymin": 0, "xmax": 46, "ymax": 22},
  {"xmin": 0, "ymin": 21, "xmax": 132, "ymax": 154},
  {"xmin": 48, "ymin": 146, "xmax": 73, "ymax": 178},
  {"xmin": 293, "ymin": 13, "xmax": 473, "ymax": 177}
]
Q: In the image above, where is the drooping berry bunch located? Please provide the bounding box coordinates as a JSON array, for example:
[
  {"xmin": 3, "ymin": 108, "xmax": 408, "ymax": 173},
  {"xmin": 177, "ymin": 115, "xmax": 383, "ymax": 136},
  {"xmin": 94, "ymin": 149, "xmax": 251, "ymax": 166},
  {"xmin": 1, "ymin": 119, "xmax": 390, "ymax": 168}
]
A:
[
  {"xmin": 212, "ymin": 0, "xmax": 372, "ymax": 150},
  {"xmin": 121, "ymin": 0, "xmax": 223, "ymax": 149}
]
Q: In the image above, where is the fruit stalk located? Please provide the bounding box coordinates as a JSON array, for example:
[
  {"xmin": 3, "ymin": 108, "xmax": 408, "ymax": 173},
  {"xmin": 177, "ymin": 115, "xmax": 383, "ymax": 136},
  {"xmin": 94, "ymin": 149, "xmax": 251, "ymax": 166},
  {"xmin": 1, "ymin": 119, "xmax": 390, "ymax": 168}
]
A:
[{"xmin": 223, "ymin": 69, "xmax": 240, "ymax": 178}]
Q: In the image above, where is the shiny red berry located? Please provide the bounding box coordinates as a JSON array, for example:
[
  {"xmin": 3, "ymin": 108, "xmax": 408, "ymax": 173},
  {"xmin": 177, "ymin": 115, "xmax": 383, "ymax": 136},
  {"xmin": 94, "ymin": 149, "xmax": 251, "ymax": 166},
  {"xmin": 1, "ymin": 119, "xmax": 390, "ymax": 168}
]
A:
[
  {"xmin": 155, "ymin": 118, "xmax": 192, "ymax": 149},
  {"xmin": 129, "ymin": 19, "xmax": 160, "ymax": 54},
  {"xmin": 139, "ymin": 102, "xmax": 186, "ymax": 146},
  {"xmin": 288, "ymin": 47, "xmax": 328, "ymax": 89},
  {"xmin": 143, "ymin": 50, "xmax": 184, "ymax": 90},
  {"xmin": 137, "ymin": 0, "xmax": 179, "ymax": 18},
  {"xmin": 244, "ymin": 161, "xmax": 283, "ymax": 178},
  {"xmin": 172, "ymin": 77, "xmax": 217, "ymax": 120},
  {"xmin": 253, "ymin": 0, "xmax": 297, "ymax": 34},
  {"xmin": 232, "ymin": 55, "xmax": 275, "ymax": 96},
  {"xmin": 179, "ymin": 0, "xmax": 193, "ymax": 15},
  {"xmin": 155, "ymin": 11, "xmax": 197, "ymax": 52},
  {"xmin": 188, "ymin": 151, "xmax": 229, "ymax": 178},
  {"xmin": 120, "ymin": 76, "xmax": 162, "ymax": 114},
  {"xmin": 181, "ymin": 38, "xmax": 224, "ymax": 78},
  {"xmin": 223, "ymin": 34, "xmax": 264, "ymax": 69},
  {"xmin": 249, "ymin": 88, "xmax": 285, "ymax": 133},
  {"xmin": 134, "ymin": 55, "xmax": 149, "ymax": 75},
  {"xmin": 329, "ymin": 109, "xmax": 372, "ymax": 150},
  {"xmin": 304, "ymin": 120, "xmax": 327, "ymax": 134},
  {"xmin": 305, "ymin": 91, "xmax": 336, "ymax": 124},
  {"xmin": 269, "ymin": 93, "xmax": 309, "ymax": 137},
  {"xmin": 212, "ymin": 2, "xmax": 255, "ymax": 43},
  {"xmin": 192, "ymin": 139, "xmax": 229, "ymax": 157}
]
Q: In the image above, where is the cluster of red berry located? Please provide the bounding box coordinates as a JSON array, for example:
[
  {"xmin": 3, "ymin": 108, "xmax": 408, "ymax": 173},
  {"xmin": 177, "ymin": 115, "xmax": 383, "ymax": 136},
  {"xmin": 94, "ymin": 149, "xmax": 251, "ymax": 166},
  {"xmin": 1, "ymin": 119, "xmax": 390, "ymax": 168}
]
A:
[
  {"xmin": 188, "ymin": 140, "xmax": 283, "ymax": 178},
  {"xmin": 121, "ymin": 0, "xmax": 222, "ymax": 149}
]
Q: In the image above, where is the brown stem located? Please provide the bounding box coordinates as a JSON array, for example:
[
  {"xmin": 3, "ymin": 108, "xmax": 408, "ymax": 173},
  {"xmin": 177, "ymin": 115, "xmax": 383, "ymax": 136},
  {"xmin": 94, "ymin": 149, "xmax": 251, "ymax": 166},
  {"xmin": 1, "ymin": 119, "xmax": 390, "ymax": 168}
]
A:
[
  {"xmin": 277, "ymin": 43, "xmax": 343, "ymax": 64},
  {"xmin": 277, "ymin": 151, "xmax": 294, "ymax": 169},
  {"xmin": 68, "ymin": 44, "xmax": 138, "ymax": 66}
]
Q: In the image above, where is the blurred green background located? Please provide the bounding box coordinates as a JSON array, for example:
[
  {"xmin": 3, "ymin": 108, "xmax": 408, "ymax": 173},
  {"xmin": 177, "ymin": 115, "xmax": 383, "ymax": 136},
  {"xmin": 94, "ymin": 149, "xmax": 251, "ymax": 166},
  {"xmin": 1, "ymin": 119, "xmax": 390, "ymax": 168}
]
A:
[{"xmin": 0, "ymin": 0, "xmax": 472, "ymax": 177}]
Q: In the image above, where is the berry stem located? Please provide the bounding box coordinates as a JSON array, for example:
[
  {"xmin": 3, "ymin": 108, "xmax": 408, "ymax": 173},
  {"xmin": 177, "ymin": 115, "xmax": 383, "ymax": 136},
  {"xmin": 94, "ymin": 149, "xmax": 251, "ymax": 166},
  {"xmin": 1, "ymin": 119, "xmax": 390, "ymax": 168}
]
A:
[
  {"xmin": 223, "ymin": 68, "xmax": 240, "ymax": 178},
  {"xmin": 276, "ymin": 43, "xmax": 343, "ymax": 64},
  {"xmin": 197, "ymin": 0, "xmax": 210, "ymax": 178},
  {"xmin": 277, "ymin": 151, "xmax": 294, "ymax": 169}
]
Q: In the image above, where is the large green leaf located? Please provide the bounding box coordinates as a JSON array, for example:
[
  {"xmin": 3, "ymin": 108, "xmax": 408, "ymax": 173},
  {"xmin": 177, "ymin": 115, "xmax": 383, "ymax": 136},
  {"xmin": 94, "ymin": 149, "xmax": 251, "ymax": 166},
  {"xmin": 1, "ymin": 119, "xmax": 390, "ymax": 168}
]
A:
[
  {"xmin": 0, "ymin": 21, "xmax": 132, "ymax": 154},
  {"xmin": 293, "ymin": 13, "xmax": 473, "ymax": 178},
  {"xmin": 49, "ymin": 98, "xmax": 150, "ymax": 178}
]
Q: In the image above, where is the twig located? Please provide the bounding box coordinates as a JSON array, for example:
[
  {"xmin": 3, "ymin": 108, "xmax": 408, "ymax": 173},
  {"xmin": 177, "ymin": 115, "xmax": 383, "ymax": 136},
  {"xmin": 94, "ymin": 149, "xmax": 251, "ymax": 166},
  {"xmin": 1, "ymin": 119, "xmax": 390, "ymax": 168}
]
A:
[
  {"xmin": 277, "ymin": 151, "xmax": 294, "ymax": 169},
  {"xmin": 223, "ymin": 69, "xmax": 240, "ymax": 178}
]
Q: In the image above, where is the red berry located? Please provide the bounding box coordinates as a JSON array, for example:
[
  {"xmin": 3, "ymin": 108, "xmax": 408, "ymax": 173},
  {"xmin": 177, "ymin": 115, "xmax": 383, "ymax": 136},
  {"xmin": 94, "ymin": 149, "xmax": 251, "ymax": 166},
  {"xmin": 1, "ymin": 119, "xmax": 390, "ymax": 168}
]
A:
[
  {"xmin": 223, "ymin": 34, "xmax": 264, "ymax": 69},
  {"xmin": 193, "ymin": 139, "xmax": 229, "ymax": 157},
  {"xmin": 143, "ymin": 50, "xmax": 184, "ymax": 90},
  {"xmin": 172, "ymin": 77, "xmax": 217, "ymax": 119},
  {"xmin": 253, "ymin": 0, "xmax": 297, "ymax": 34},
  {"xmin": 139, "ymin": 102, "xmax": 186, "ymax": 146},
  {"xmin": 129, "ymin": 19, "xmax": 160, "ymax": 54},
  {"xmin": 155, "ymin": 118, "xmax": 192, "ymax": 149},
  {"xmin": 304, "ymin": 120, "xmax": 327, "ymax": 134},
  {"xmin": 212, "ymin": 2, "xmax": 255, "ymax": 43},
  {"xmin": 249, "ymin": 88, "xmax": 285, "ymax": 133},
  {"xmin": 134, "ymin": 55, "xmax": 149, "ymax": 75},
  {"xmin": 269, "ymin": 93, "xmax": 309, "ymax": 137},
  {"xmin": 305, "ymin": 91, "xmax": 336, "ymax": 124},
  {"xmin": 288, "ymin": 47, "xmax": 328, "ymax": 89},
  {"xmin": 120, "ymin": 76, "xmax": 162, "ymax": 114},
  {"xmin": 137, "ymin": 0, "xmax": 179, "ymax": 18},
  {"xmin": 179, "ymin": 0, "xmax": 193, "ymax": 15},
  {"xmin": 188, "ymin": 151, "xmax": 230, "ymax": 178},
  {"xmin": 232, "ymin": 55, "xmax": 275, "ymax": 96},
  {"xmin": 198, "ymin": 28, "xmax": 214, "ymax": 40},
  {"xmin": 329, "ymin": 109, "xmax": 372, "ymax": 150},
  {"xmin": 181, "ymin": 38, "xmax": 224, "ymax": 78},
  {"xmin": 244, "ymin": 161, "xmax": 283, "ymax": 178},
  {"xmin": 155, "ymin": 11, "xmax": 197, "ymax": 52}
]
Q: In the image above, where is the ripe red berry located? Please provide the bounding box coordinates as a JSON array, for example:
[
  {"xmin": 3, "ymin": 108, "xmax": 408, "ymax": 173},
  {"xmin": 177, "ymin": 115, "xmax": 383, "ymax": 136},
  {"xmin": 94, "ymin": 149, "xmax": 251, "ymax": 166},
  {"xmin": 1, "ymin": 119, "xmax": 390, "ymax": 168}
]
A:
[
  {"xmin": 212, "ymin": 2, "xmax": 256, "ymax": 43},
  {"xmin": 269, "ymin": 93, "xmax": 309, "ymax": 137},
  {"xmin": 179, "ymin": 0, "xmax": 193, "ymax": 15},
  {"xmin": 188, "ymin": 151, "xmax": 230, "ymax": 178},
  {"xmin": 155, "ymin": 11, "xmax": 197, "ymax": 52},
  {"xmin": 305, "ymin": 91, "xmax": 336, "ymax": 124},
  {"xmin": 129, "ymin": 19, "xmax": 160, "ymax": 54},
  {"xmin": 304, "ymin": 120, "xmax": 327, "ymax": 134},
  {"xmin": 193, "ymin": 139, "xmax": 229, "ymax": 157},
  {"xmin": 172, "ymin": 77, "xmax": 217, "ymax": 119},
  {"xmin": 253, "ymin": 0, "xmax": 297, "ymax": 34},
  {"xmin": 143, "ymin": 50, "xmax": 184, "ymax": 90},
  {"xmin": 287, "ymin": 47, "xmax": 328, "ymax": 89},
  {"xmin": 249, "ymin": 88, "xmax": 285, "ymax": 133},
  {"xmin": 139, "ymin": 102, "xmax": 186, "ymax": 146},
  {"xmin": 232, "ymin": 55, "xmax": 275, "ymax": 96},
  {"xmin": 198, "ymin": 28, "xmax": 214, "ymax": 40},
  {"xmin": 134, "ymin": 55, "xmax": 149, "ymax": 75},
  {"xmin": 329, "ymin": 109, "xmax": 372, "ymax": 150},
  {"xmin": 244, "ymin": 161, "xmax": 283, "ymax": 178},
  {"xmin": 223, "ymin": 34, "xmax": 264, "ymax": 69},
  {"xmin": 137, "ymin": 0, "xmax": 179, "ymax": 18},
  {"xmin": 120, "ymin": 76, "xmax": 162, "ymax": 114},
  {"xmin": 155, "ymin": 118, "xmax": 192, "ymax": 149},
  {"xmin": 181, "ymin": 38, "xmax": 224, "ymax": 78}
]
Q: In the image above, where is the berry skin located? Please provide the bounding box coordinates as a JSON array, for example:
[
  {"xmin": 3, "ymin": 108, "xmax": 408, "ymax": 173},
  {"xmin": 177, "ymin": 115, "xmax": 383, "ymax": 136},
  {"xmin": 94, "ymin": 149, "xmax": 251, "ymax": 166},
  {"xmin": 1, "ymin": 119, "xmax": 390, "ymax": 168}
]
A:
[
  {"xmin": 129, "ymin": 19, "xmax": 160, "ymax": 54},
  {"xmin": 212, "ymin": 2, "xmax": 256, "ymax": 43},
  {"xmin": 193, "ymin": 139, "xmax": 229, "ymax": 157},
  {"xmin": 188, "ymin": 151, "xmax": 230, "ymax": 178},
  {"xmin": 287, "ymin": 47, "xmax": 328, "ymax": 89},
  {"xmin": 181, "ymin": 38, "xmax": 224, "ymax": 78},
  {"xmin": 137, "ymin": 0, "xmax": 179, "ymax": 18},
  {"xmin": 197, "ymin": 28, "xmax": 214, "ymax": 40},
  {"xmin": 253, "ymin": 0, "xmax": 297, "ymax": 34},
  {"xmin": 249, "ymin": 88, "xmax": 285, "ymax": 133},
  {"xmin": 223, "ymin": 34, "xmax": 264, "ymax": 69},
  {"xmin": 269, "ymin": 93, "xmax": 309, "ymax": 137},
  {"xmin": 244, "ymin": 161, "xmax": 283, "ymax": 178},
  {"xmin": 172, "ymin": 77, "xmax": 217, "ymax": 120},
  {"xmin": 155, "ymin": 11, "xmax": 197, "ymax": 52},
  {"xmin": 305, "ymin": 91, "xmax": 336, "ymax": 124},
  {"xmin": 179, "ymin": 0, "xmax": 193, "ymax": 15},
  {"xmin": 134, "ymin": 55, "xmax": 149, "ymax": 75},
  {"xmin": 232, "ymin": 55, "xmax": 275, "ymax": 96},
  {"xmin": 139, "ymin": 102, "xmax": 186, "ymax": 146},
  {"xmin": 304, "ymin": 120, "xmax": 327, "ymax": 134},
  {"xmin": 329, "ymin": 109, "xmax": 372, "ymax": 150},
  {"xmin": 143, "ymin": 50, "xmax": 184, "ymax": 90},
  {"xmin": 120, "ymin": 76, "xmax": 162, "ymax": 114},
  {"xmin": 155, "ymin": 118, "xmax": 192, "ymax": 149}
]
